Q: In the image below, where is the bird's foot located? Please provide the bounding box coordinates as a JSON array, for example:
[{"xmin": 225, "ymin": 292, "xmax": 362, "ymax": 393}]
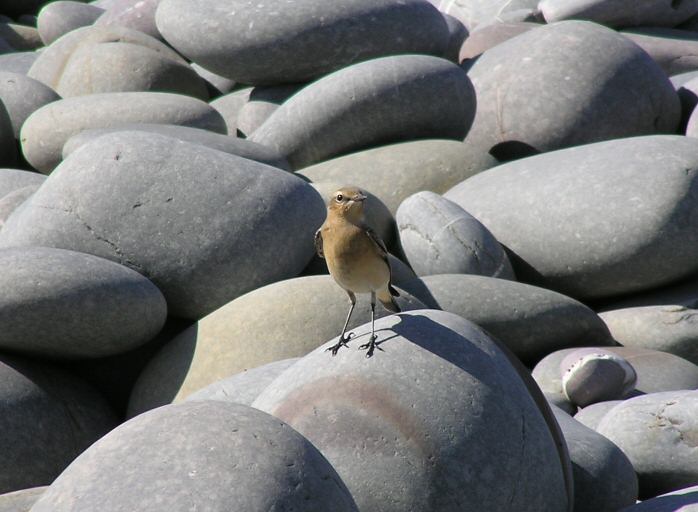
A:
[
  {"xmin": 359, "ymin": 335, "xmax": 382, "ymax": 358},
  {"xmin": 326, "ymin": 332, "xmax": 354, "ymax": 356}
]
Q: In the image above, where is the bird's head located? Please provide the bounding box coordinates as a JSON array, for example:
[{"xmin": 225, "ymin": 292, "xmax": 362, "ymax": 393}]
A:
[{"xmin": 328, "ymin": 186, "xmax": 367, "ymax": 222}]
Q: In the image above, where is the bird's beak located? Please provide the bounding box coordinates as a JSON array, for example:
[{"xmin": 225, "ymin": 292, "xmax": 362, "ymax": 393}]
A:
[{"xmin": 351, "ymin": 193, "xmax": 367, "ymax": 203}]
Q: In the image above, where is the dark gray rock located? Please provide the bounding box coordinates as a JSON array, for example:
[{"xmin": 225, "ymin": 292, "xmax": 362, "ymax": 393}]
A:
[
  {"xmin": 574, "ymin": 400, "xmax": 624, "ymax": 430},
  {"xmin": 30, "ymin": 401, "xmax": 359, "ymax": 512},
  {"xmin": 0, "ymin": 24, "xmax": 41, "ymax": 52},
  {"xmin": 442, "ymin": 13, "xmax": 468, "ymax": 62},
  {"xmin": 209, "ymin": 87, "xmax": 251, "ymax": 135},
  {"xmin": 156, "ymin": 0, "xmax": 449, "ymax": 85},
  {"xmin": 20, "ymin": 91, "xmax": 226, "ymax": 173},
  {"xmin": 674, "ymin": 75, "xmax": 698, "ymax": 131},
  {"xmin": 237, "ymin": 83, "xmax": 303, "ymax": 138},
  {"xmin": 0, "ymin": 246, "xmax": 167, "ymax": 359},
  {"xmin": 0, "ymin": 102, "xmax": 16, "ymax": 166},
  {"xmin": 597, "ymin": 390, "xmax": 698, "ymax": 498},
  {"xmin": 185, "ymin": 358, "xmax": 300, "ymax": 405},
  {"xmin": 95, "ymin": 0, "xmax": 163, "ymax": 40},
  {"xmin": 459, "ymin": 21, "xmax": 537, "ymax": 63},
  {"xmin": 623, "ymin": 28, "xmax": 698, "ymax": 76},
  {"xmin": 0, "ymin": 486, "xmax": 46, "ymax": 512},
  {"xmin": 253, "ymin": 309, "xmax": 569, "ymax": 512},
  {"xmin": 540, "ymin": 0, "xmax": 698, "ymax": 28},
  {"xmin": 37, "ymin": 1, "xmax": 105, "ymax": 46},
  {"xmin": 0, "ymin": 72, "xmax": 60, "ymax": 139},
  {"xmin": 429, "ymin": 0, "xmax": 540, "ymax": 30},
  {"xmin": 251, "ymin": 54, "xmax": 475, "ymax": 170},
  {"xmin": 400, "ymin": 274, "xmax": 613, "ymax": 365},
  {"xmin": 620, "ymin": 485, "xmax": 698, "ymax": 511},
  {"xmin": 1, "ymin": 132, "xmax": 323, "ymax": 319},
  {"xmin": 560, "ymin": 349, "xmax": 637, "ymax": 407},
  {"xmin": 0, "ymin": 168, "xmax": 44, "ymax": 198},
  {"xmin": 127, "ymin": 276, "xmax": 427, "ymax": 415},
  {"xmin": 396, "ymin": 191, "xmax": 514, "ymax": 278},
  {"xmin": 0, "ymin": 185, "xmax": 37, "ymax": 229},
  {"xmin": 62, "ymin": 124, "xmax": 291, "ymax": 170},
  {"xmin": 552, "ymin": 406, "xmax": 638, "ymax": 512},
  {"xmin": 445, "ymin": 136, "xmax": 698, "ymax": 301},
  {"xmin": 546, "ymin": 392, "xmax": 576, "ymax": 415},
  {"xmin": 0, "ymin": 53, "xmax": 37, "ymax": 75},
  {"xmin": 0, "ymin": 353, "xmax": 116, "ymax": 494},
  {"xmin": 463, "ymin": 21, "xmax": 679, "ymax": 162}
]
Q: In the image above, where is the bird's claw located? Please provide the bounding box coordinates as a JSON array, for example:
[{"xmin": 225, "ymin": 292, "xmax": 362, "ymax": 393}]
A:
[
  {"xmin": 326, "ymin": 332, "xmax": 354, "ymax": 356},
  {"xmin": 359, "ymin": 335, "xmax": 382, "ymax": 358}
]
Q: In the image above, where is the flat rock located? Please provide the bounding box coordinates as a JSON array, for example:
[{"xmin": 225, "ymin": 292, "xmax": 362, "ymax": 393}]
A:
[
  {"xmin": 156, "ymin": 0, "xmax": 449, "ymax": 85},
  {"xmin": 0, "ymin": 168, "xmax": 44, "ymax": 198},
  {"xmin": 1, "ymin": 132, "xmax": 323, "ymax": 319},
  {"xmin": 20, "ymin": 91, "xmax": 226, "ymax": 173},
  {"xmin": 463, "ymin": 21, "xmax": 679, "ymax": 162},
  {"xmin": 185, "ymin": 358, "xmax": 299, "ymax": 405},
  {"xmin": 250, "ymin": 55, "xmax": 476, "ymax": 170},
  {"xmin": 253, "ymin": 309, "xmax": 569, "ymax": 512},
  {"xmin": 0, "ymin": 353, "xmax": 116, "ymax": 494},
  {"xmin": 0, "ymin": 53, "xmax": 37, "ymax": 75},
  {"xmin": 0, "ymin": 246, "xmax": 167, "ymax": 359},
  {"xmin": 445, "ymin": 136, "xmax": 698, "ymax": 300},
  {"xmin": 429, "ymin": 0, "xmax": 540, "ymax": 30},
  {"xmin": 396, "ymin": 191, "xmax": 514, "ymax": 278},
  {"xmin": 597, "ymin": 390, "xmax": 698, "ymax": 498},
  {"xmin": 300, "ymin": 139, "xmax": 495, "ymax": 214},
  {"xmin": 540, "ymin": 0, "xmax": 698, "ymax": 27},
  {"xmin": 209, "ymin": 87, "xmax": 251, "ymax": 135},
  {"xmin": 95, "ymin": 0, "xmax": 163, "ymax": 40},
  {"xmin": 0, "ymin": 72, "xmax": 60, "ymax": 139},
  {"xmin": 552, "ymin": 406, "xmax": 638, "ymax": 512},
  {"xmin": 0, "ymin": 185, "xmax": 37, "ymax": 229},
  {"xmin": 30, "ymin": 401, "xmax": 358, "ymax": 512},
  {"xmin": 621, "ymin": 485, "xmax": 698, "ymax": 511},
  {"xmin": 37, "ymin": 1, "xmax": 105, "ymax": 45},
  {"xmin": 574, "ymin": 400, "xmax": 624, "ymax": 430},
  {"xmin": 237, "ymin": 84, "xmax": 303, "ymax": 138},
  {"xmin": 62, "ymin": 124, "xmax": 291, "ymax": 170},
  {"xmin": 0, "ymin": 486, "xmax": 46, "ymax": 512},
  {"xmin": 623, "ymin": 28, "xmax": 698, "ymax": 76},
  {"xmin": 127, "ymin": 275, "xmax": 427, "ymax": 415},
  {"xmin": 400, "ymin": 274, "xmax": 613, "ymax": 365},
  {"xmin": 459, "ymin": 21, "xmax": 537, "ymax": 62}
]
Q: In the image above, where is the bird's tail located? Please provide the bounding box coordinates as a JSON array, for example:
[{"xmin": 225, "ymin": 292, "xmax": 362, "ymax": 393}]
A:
[{"xmin": 378, "ymin": 287, "xmax": 401, "ymax": 313}]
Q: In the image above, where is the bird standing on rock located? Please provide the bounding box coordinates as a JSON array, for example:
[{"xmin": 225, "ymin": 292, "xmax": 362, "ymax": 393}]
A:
[{"xmin": 314, "ymin": 186, "xmax": 401, "ymax": 357}]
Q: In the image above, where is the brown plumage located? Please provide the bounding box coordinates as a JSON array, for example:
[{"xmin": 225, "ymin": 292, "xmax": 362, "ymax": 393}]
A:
[{"xmin": 315, "ymin": 186, "xmax": 400, "ymax": 357}]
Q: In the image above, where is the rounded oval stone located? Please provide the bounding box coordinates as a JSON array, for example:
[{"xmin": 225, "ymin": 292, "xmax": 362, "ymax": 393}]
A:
[
  {"xmin": 250, "ymin": 55, "xmax": 476, "ymax": 170},
  {"xmin": 463, "ymin": 21, "xmax": 679, "ymax": 161},
  {"xmin": 0, "ymin": 246, "xmax": 167, "ymax": 359},
  {"xmin": 597, "ymin": 390, "xmax": 698, "ymax": 498},
  {"xmin": 0, "ymin": 486, "xmax": 46, "ymax": 512},
  {"xmin": 0, "ymin": 72, "xmax": 60, "ymax": 139},
  {"xmin": 30, "ymin": 401, "xmax": 359, "ymax": 512},
  {"xmin": 0, "ymin": 353, "xmax": 116, "ymax": 494},
  {"xmin": 300, "ymin": 139, "xmax": 496, "ymax": 213},
  {"xmin": 540, "ymin": 0, "xmax": 698, "ymax": 28},
  {"xmin": 400, "ymin": 274, "xmax": 613, "ymax": 365},
  {"xmin": 253, "ymin": 309, "xmax": 569, "ymax": 512},
  {"xmin": 155, "ymin": 0, "xmax": 449, "ymax": 85},
  {"xmin": 396, "ymin": 191, "xmax": 514, "ymax": 279},
  {"xmin": 37, "ymin": 1, "xmax": 105, "ymax": 45},
  {"xmin": 95, "ymin": 0, "xmax": 163, "ymax": 40},
  {"xmin": 20, "ymin": 91, "xmax": 227, "ymax": 173},
  {"xmin": 446, "ymin": 136, "xmax": 698, "ymax": 300},
  {"xmin": 128, "ymin": 275, "xmax": 427, "ymax": 415},
  {"xmin": 560, "ymin": 349, "xmax": 637, "ymax": 407}
]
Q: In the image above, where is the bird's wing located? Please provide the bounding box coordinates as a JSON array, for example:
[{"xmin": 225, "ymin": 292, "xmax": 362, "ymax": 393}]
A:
[
  {"xmin": 365, "ymin": 227, "xmax": 399, "ymax": 297},
  {"xmin": 314, "ymin": 228, "xmax": 324, "ymax": 259}
]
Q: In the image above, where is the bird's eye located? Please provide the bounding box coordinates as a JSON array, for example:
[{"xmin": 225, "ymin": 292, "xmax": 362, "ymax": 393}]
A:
[{"xmin": 336, "ymin": 194, "xmax": 344, "ymax": 202}]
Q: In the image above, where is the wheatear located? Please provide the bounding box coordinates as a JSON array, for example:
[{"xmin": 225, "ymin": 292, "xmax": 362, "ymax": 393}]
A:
[{"xmin": 315, "ymin": 186, "xmax": 400, "ymax": 357}]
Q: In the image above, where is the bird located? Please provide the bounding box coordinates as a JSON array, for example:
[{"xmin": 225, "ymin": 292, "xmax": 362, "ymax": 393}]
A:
[{"xmin": 314, "ymin": 186, "xmax": 401, "ymax": 357}]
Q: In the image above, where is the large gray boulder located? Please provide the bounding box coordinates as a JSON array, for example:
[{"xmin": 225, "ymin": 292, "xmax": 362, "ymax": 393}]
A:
[
  {"xmin": 0, "ymin": 72, "xmax": 60, "ymax": 140},
  {"xmin": 0, "ymin": 132, "xmax": 324, "ymax": 319},
  {"xmin": 128, "ymin": 275, "xmax": 427, "ymax": 415},
  {"xmin": 250, "ymin": 55, "xmax": 475, "ymax": 170},
  {"xmin": 401, "ymin": 274, "xmax": 613, "ymax": 364},
  {"xmin": 20, "ymin": 91, "xmax": 226, "ymax": 173},
  {"xmin": 463, "ymin": 21, "xmax": 679, "ymax": 162},
  {"xmin": 37, "ymin": 1, "xmax": 105, "ymax": 45},
  {"xmin": 253, "ymin": 309, "xmax": 569, "ymax": 512},
  {"xmin": 540, "ymin": 0, "xmax": 698, "ymax": 27},
  {"xmin": 155, "ymin": 0, "xmax": 449, "ymax": 85},
  {"xmin": 0, "ymin": 246, "xmax": 167, "ymax": 359},
  {"xmin": 446, "ymin": 136, "xmax": 698, "ymax": 301},
  {"xmin": 30, "ymin": 401, "xmax": 359, "ymax": 512}
]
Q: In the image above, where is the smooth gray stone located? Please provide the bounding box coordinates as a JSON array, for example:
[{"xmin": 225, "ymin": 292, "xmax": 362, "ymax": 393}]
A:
[
  {"xmin": 1, "ymin": 132, "xmax": 323, "ymax": 319},
  {"xmin": 191, "ymin": 63, "xmax": 235, "ymax": 97},
  {"xmin": 251, "ymin": 55, "xmax": 475, "ymax": 170},
  {"xmin": 237, "ymin": 83, "xmax": 303, "ymax": 138},
  {"xmin": 574, "ymin": 400, "xmax": 624, "ymax": 430},
  {"xmin": 253, "ymin": 309, "xmax": 569, "ymax": 512},
  {"xmin": 20, "ymin": 91, "xmax": 227, "ymax": 173},
  {"xmin": 533, "ymin": 347, "xmax": 698, "ymax": 397},
  {"xmin": 209, "ymin": 87, "xmax": 252, "ymax": 135},
  {"xmin": 0, "ymin": 185, "xmax": 37, "ymax": 229},
  {"xmin": 0, "ymin": 53, "xmax": 37, "ymax": 75},
  {"xmin": 0, "ymin": 486, "xmax": 46, "ymax": 512},
  {"xmin": 0, "ymin": 353, "xmax": 116, "ymax": 494},
  {"xmin": 459, "ymin": 21, "xmax": 537, "ymax": 62},
  {"xmin": 429, "ymin": 0, "xmax": 540, "ymax": 30},
  {"xmin": 601, "ymin": 306, "xmax": 698, "ymax": 366},
  {"xmin": 445, "ymin": 136, "xmax": 698, "ymax": 301},
  {"xmin": 300, "ymin": 139, "xmax": 495, "ymax": 214},
  {"xmin": 156, "ymin": 0, "xmax": 449, "ymax": 85},
  {"xmin": 623, "ymin": 28, "xmax": 698, "ymax": 76},
  {"xmin": 95, "ymin": 0, "xmax": 163, "ymax": 40},
  {"xmin": 37, "ymin": 1, "xmax": 105, "ymax": 46},
  {"xmin": 0, "ymin": 246, "xmax": 167, "ymax": 359},
  {"xmin": 552, "ymin": 406, "xmax": 638, "ymax": 512},
  {"xmin": 0, "ymin": 72, "xmax": 59, "ymax": 139},
  {"xmin": 62, "ymin": 124, "xmax": 291, "ymax": 170},
  {"xmin": 399, "ymin": 274, "xmax": 613, "ymax": 364},
  {"xmin": 396, "ymin": 191, "xmax": 514, "ymax": 279},
  {"xmin": 597, "ymin": 390, "xmax": 698, "ymax": 498},
  {"xmin": 621, "ymin": 485, "xmax": 698, "ymax": 511},
  {"xmin": 0, "ymin": 168, "xmax": 44, "ymax": 198},
  {"xmin": 560, "ymin": 349, "xmax": 637, "ymax": 407},
  {"xmin": 540, "ymin": 0, "xmax": 698, "ymax": 27},
  {"xmin": 464, "ymin": 21, "xmax": 679, "ymax": 162},
  {"xmin": 30, "ymin": 401, "xmax": 359, "ymax": 512},
  {"xmin": 127, "ymin": 276, "xmax": 427, "ymax": 414},
  {"xmin": 185, "ymin": 358, "xmax": 300, "ymax": 405}
]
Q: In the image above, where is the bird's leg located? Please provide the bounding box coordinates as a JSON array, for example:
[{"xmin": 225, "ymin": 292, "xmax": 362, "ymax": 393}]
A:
[
  {"xmin": 359, "ymin": 291, "xmax": 381, "ymax": 357},
  {"xmin": 327, "ymin": 291, "xmax": 356, "ymax": 356}
]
